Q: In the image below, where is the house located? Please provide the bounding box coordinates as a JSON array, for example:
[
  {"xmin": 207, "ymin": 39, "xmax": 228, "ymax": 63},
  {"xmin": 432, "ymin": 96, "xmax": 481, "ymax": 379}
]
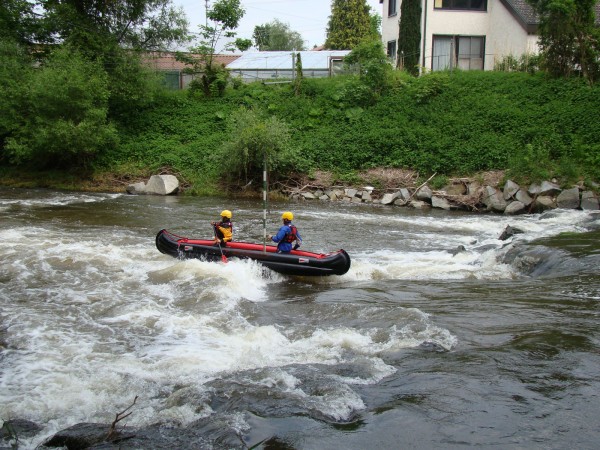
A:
[
  {"xmin": 379, "ymin": 0, "xmax": 545, "ymax": 71},
  {"xmin": 226, "ymin": 50, "xmax": 351, "ymax": 83},
  {"xmin": 142, "ymin": 52, "xmax": 241, "ymax": 89}
]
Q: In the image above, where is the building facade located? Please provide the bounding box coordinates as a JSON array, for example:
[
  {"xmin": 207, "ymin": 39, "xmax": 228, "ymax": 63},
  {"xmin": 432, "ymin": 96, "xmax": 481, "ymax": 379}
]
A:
[{"xmin": 380, "ymin": 0, "xmax": 540, "ymax": 72}]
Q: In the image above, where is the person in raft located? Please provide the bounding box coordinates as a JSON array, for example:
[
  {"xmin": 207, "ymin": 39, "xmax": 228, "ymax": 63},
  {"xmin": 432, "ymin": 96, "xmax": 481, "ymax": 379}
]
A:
[
  {"xmin": 211, "ymin": 209, "xmax": 233, "ymax": 246},
  {"xmin": 268, "ymin": 211, "xmax": 302, "ymax": 253}
]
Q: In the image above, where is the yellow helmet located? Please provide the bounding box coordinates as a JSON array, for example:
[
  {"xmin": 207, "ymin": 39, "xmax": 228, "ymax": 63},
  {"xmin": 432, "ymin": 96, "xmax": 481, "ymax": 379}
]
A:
[
  {"xmin": 281, "ymin": 211, "xmax": 293, "ymax": 221},
  {"xmin": 220, "ymin": 209, "xmax": 232, "ymax": 219}
]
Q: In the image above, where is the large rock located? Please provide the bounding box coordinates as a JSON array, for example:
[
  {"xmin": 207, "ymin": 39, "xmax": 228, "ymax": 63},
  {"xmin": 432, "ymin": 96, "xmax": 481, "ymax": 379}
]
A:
[
  {"xmin": 126, "ymin": 181, "xmax": 147, "ymax": 195},
  {"xmin": 431, "ymin": 195, "xmax": 451, "ymax": 210},
  {"xmin": 515, "ymin": 189, "xmax": 533, "ymax": 206},
  {"xmin": 400, "ymin": 188, "xmax": 411, "ymax": 200},
  {"xmin": 529, "ymin": 180, "xmax": 561, "ymax": 197},
  {"xmin": 533, "ymin": 195, "xmax": 556, "ymax": 212},
  {"xmin": 499, "ymin": 225, "xmax": 525, "ymax": 241},
  {"xmin": 504, "ymin": 201, "xmax": 526, "ymax": 215},
  {"xmin": 556, "ymin": 187, "xmax": 580, "ymax": 209},
  {"xmin": 581, "ymin": 191, "xmax": 599, "ymax": 210},
  {"xmin": 483, "ymin": 186, "xmax": 507, "ymax": 212},
  {"xmin": 415, "ymin": 185, "xmax": 433, "ymax": 201},
  {"xmin": 345, "ymin": 188, "xmax": 358, "ymax": 198},
  {"xmin": 144, "ymin": 175, "xmax": 180, "ymax": 195},
  {"xmin": 503, "ymin": 180, "xmax": 520, "ymax": 200},
  {"xmin": 43, "ymin": 423, "xmax": 136, "ymax": 448},
  {"xmin": 325, "ymin": 190, "xmax": 338, "ymax": 201},
  {"xmin": 381, "ymin": 192, "xmax": 400, "ymax": 205}
]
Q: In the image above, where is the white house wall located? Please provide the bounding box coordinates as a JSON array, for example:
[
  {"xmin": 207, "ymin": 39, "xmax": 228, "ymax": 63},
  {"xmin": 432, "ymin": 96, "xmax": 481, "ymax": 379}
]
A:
[
  {"xmin": 381, "ymin": 0, "xmax": 400, "ymax": 49},
  {"xmin": 486, "ymin": 1, "xmax": 539, "ymax": 68},
  {"xmin": 379, "ymin": 0, "xmax": 539, "ymax": 71}
]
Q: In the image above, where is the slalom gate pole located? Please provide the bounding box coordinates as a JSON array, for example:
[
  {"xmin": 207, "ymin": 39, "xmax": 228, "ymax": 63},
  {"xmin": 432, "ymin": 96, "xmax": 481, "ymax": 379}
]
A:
[{"xmin": 263, "ymin": 152, "xmax": 267, "ymax": 252}]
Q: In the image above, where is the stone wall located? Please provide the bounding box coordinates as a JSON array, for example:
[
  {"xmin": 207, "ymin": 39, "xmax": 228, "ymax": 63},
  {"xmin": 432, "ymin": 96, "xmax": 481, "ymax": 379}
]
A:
[{"xmin": 289, "ymin": 179, "xmax": 599, "ymax": 214}]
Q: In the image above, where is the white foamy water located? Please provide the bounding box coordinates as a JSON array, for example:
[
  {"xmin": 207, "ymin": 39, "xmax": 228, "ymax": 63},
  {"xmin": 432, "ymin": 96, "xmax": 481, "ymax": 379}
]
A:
[{"xmin": 1, "ymin": 190, "xmax": 598, "ymax": 448}]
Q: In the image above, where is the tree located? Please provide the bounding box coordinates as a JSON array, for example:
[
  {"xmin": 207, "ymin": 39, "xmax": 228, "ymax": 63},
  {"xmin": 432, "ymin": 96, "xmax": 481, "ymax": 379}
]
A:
[
  {"xmin": 41, "ymin": 0, "xmax": 189, "ymax": 52},
  {"xmin": 0, "ymin": 38, "xmax": 33, "ymax": 158},
  {"xmin": 4, "ymin": 45, "xmax": 117, "ymax": 168},
  {"xmin": 325, "ymin": 0, "xmax": 372, "ymax": 50},
  {"xmin": 397, "ymin": 0, "xmax": 422, "ymax": 76},
  {"xmin": 0, "ymin": 0, "xmax": 45, "ymax": 47},
  {"xmin": 527, "ymin": 0, "xmax": 599, "ymax": 84},
  {"xmin": 220, "ymin": 108, "xmax": 295, "ymax": 185},
  {"xmin": 344, "ymin": 39, "xmax": 391, "ymax": 95},
  {"xmin": 37, "ymin": 0, "xmax": 190, "ymax": 116},
  {"xmin": 178, "ymin": 0, "xmax": 249, "ymax": 96},
  {"xmin": 369, "ymin": 10, "xmax": 382, "ymax": 41},
  {"xmin": 252, "ymin": 19, "xmax": 306, "ymax": 51}
]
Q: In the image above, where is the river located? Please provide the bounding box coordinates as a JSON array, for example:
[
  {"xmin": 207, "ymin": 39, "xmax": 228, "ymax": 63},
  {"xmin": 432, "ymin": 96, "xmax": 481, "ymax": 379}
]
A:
[{"xmin": 1, "ymin": 187, "xmax": 599, "ymax": 449}]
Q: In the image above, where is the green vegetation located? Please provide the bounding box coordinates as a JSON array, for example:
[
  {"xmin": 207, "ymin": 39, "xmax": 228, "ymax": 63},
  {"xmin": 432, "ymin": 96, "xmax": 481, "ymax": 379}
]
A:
[
  {"xmin": 83, "ymin": 70, "xmax": 598, "ymax": 193},
  {"xmin": 325, "ymin": 0, "xmax": 373, "ymax": 50},
  {"xmin": 528, "ymin": 0, "xmax": 600, "ymax": 84},
  {"xmin": 1, "ymin": 0, "xmax": 599, "ymax": 195},
  {"xmin": 177, "ymin": 0, "xmax": 250, "ymax": 97},
  {"xmin": 398, "ymin": 0, "xmax": 422, "ymax": 76},
  {"xmin": 2, "ymin": 67, "xmax": 600, "ymax": 193},
  {"xmin": 253, "ymin": 19, "xmax": 306, "ymax": 51}
]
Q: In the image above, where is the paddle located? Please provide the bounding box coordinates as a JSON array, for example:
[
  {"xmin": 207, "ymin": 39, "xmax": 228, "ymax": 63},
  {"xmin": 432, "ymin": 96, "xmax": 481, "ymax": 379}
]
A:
[{"xmin": 212, "ymin": 224, "xmax": 228, "ymax": 263}]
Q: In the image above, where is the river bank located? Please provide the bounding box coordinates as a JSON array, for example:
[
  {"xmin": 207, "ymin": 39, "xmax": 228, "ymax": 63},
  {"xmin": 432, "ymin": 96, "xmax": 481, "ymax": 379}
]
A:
[{"xmin": 2, "ymin": 167, "xmax": 599, "ymax": 215}]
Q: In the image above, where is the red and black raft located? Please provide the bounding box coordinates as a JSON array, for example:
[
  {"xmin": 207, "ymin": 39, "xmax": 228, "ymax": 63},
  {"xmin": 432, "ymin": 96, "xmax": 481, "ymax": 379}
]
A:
[{"xmin": 155, "ymin": 229, "xmax": 351, "ymax": 277}]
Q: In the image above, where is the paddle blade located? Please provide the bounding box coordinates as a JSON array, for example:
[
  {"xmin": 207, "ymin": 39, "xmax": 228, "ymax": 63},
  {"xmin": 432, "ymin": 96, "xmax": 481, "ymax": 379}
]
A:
[{"xmin": 221, "ymin": 254, "xmax": 228, "ymax": 263}]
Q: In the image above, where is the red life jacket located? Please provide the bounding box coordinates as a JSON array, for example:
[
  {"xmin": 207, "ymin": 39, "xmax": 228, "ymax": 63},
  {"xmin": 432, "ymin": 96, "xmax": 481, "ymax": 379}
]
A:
[{"xmin": 284, "ymin": 225, "xmax": 298, "ymax": 243}]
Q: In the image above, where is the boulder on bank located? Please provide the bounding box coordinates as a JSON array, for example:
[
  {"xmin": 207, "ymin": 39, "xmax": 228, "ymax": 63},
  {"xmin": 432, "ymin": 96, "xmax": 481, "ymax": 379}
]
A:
[
  {"xmin": 515, "ymin": 189, "xmax": 533, "ymax": 206},
  {"xmin": 505, "ymin": 201, "xmax": 526, "ymax": 215},
  {"xmin": 581, "ymin": 191, "xmax": 600, "ymax": 210},
  {"xmin": 431, "ymin": 195, "xmax": 452, "ymax": 210},
  {"xmin": 126, "ymin": 175, "xmax": 179, "ymax": 195},
  {"xmin": 503, "ymin": 180, "xmax": 520, "ymax": 200},
  {"xmin": 530, "ymin": 180, "xmax": 561, "ymax": 197},
  {"xmin": 556, "ymin": 187, "xmax": 580, "ymax": 209},
  {"xmin": 483, "ymin": 186, "xmax": 508, "ymax": 212}
]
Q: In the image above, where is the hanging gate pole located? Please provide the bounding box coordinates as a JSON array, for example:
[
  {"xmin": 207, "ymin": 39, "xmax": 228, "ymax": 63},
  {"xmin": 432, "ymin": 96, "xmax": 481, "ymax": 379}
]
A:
[{"xmin": 263, "ymin": 152, "xmax": 267, "ymax": 252}]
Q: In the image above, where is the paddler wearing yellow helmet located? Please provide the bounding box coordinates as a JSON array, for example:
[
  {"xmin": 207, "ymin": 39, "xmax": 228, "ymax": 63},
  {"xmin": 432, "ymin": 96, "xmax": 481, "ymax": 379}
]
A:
[
  {"xmin": 211, "ymin": 209, "xmax": 233, "ymax": 246},
  {"xmin": 267, "ymin": 211, "xmax": 302, "ymax": 253}
]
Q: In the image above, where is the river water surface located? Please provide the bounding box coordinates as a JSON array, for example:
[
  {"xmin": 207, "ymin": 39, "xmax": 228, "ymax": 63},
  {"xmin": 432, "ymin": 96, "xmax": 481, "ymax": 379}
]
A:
[{"xmin": 1, "ymin": 188, "xmax": 599, "ymax": 449}]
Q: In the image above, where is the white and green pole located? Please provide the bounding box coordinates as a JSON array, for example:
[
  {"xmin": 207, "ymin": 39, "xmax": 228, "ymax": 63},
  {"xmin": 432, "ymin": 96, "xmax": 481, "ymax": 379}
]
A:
[{"xmin": 263, "ymin": 151, "xmax": 267, "ymax": 252}]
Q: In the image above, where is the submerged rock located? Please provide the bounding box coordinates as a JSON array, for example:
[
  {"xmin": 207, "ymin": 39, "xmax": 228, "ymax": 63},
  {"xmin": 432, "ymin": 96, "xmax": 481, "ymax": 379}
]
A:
[{"xmin": 499, "ymin": 225, "xmax": 525, "ymax": 241}]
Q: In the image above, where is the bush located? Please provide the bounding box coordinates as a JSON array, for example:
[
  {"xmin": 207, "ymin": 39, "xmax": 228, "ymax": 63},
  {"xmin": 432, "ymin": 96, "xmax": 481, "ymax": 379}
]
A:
[{"xmin": 5, "ymin": 45, "xmax": 117, "ymax": 168}]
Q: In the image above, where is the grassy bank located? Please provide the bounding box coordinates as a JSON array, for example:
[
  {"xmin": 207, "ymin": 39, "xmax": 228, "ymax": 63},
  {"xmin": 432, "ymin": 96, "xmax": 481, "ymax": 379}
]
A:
[{"xmin": 3, "ymin": 70, "xmax": 599, "ymax": 194}]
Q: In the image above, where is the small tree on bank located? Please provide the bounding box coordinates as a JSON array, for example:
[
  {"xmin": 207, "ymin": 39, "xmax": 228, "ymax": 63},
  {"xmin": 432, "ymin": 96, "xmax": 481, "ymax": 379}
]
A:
[
  {"xmin": 527, "ymin": 0, "xmax": 600, "ymax": 84},
  {"xmin": 178, "ymin": 0, "xmax": 251, "ymax": 97},
  {"xmin": 221, "ymin": 108, "xmax": 295, "ymax": 185}
]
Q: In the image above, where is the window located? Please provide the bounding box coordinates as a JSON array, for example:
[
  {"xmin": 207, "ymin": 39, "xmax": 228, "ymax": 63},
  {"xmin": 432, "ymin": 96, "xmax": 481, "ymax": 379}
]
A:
[
  {"xmin": 432, "ymin": 35, "xmax": 485, "ymax": 71},
  {"xmin": 387, "ymin": 40, "xmax": 397, "ymax": 62},
  {"xmin": 388, "ymin": 0, "xmax": 398, "ymax": 16},
  {"xmin": 434, "ymin": 0, "xmax": 487, "ymax": 11}
]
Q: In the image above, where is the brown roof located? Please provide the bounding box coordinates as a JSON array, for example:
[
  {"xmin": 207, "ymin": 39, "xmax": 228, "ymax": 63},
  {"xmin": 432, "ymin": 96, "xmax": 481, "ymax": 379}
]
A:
[{"xmin": 142, "ymin": 52, "xmax": 241, "ymax": 71}]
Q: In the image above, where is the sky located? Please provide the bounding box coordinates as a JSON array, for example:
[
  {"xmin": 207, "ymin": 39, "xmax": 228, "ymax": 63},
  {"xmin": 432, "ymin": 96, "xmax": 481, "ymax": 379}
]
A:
[{"xmin": 173, "ymin": 0, "xmax": 383, "ymax": 50}]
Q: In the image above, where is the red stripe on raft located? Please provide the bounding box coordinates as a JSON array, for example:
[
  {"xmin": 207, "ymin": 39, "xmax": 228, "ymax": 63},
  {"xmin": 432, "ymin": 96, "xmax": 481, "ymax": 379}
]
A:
[{"xmin": 179, "ymin": 239, "xmax": 328, "ymax": 259}]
